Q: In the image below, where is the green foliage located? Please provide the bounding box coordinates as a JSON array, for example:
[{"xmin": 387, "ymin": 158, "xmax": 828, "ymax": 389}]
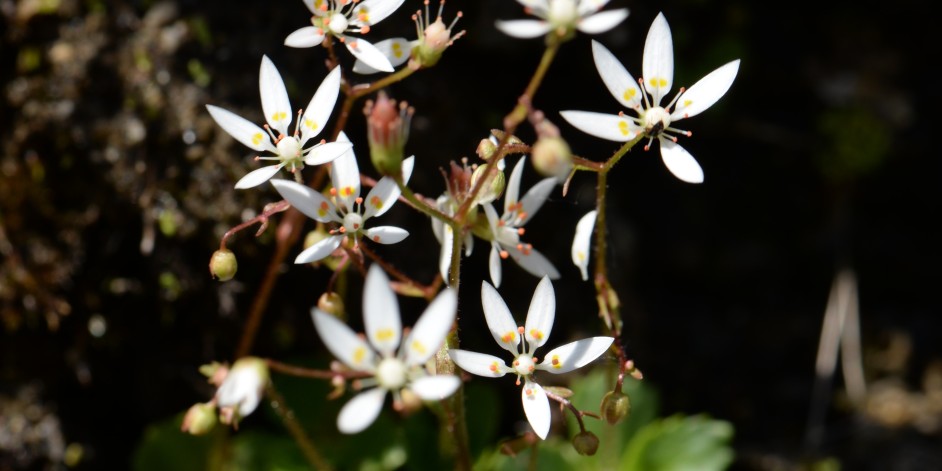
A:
[{"xmin": 620, "ymin": 415, "xmax": 734, "ymax": 471}]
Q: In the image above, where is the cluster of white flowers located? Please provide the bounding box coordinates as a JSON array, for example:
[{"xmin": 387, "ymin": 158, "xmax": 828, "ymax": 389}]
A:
[{"xmin": 194, "ymin": 0, "xmax": 738, "ymax": 448}]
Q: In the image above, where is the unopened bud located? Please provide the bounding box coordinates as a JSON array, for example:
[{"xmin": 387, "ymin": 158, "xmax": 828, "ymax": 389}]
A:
[
  {"xmin": 398, "ymin": 388, "xmax": 423, "ymax": 416},
  {"xmin": 571, "ymin": 430, "xmax": 600, "ymax": 456},
  {"xmin": 470, "ymin": 164, "xmax": 506, "ymax": 205},
  {"xmin": 317, "ymin": 292, "xmax": 345, "ymax": 318},
  {"xmin": 531, "ymin": 136, "xmax": 573, "ymax": 180},
  {"xmin": 209, "ymin": 249, "xmax": 237, "ymax": 281},
  {"xmin": 600, "ymin": 390, "xmax": 631, "ymax": 425},
  {"xmin": 477, "ymin": 138, "xmax": 497, "ymax": 160},
  {"xmin": 366, "ymin": 92, "xmax": 411, "ymax": 177},
  {"xmin": 181, "ymin": 402, "xmax": 217, "ymax": 435}
]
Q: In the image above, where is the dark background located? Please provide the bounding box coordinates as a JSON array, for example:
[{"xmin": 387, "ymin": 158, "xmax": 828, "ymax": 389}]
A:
[{"xmin": 2, "ymin": 0, "xmax": 940, "ymax": 469}]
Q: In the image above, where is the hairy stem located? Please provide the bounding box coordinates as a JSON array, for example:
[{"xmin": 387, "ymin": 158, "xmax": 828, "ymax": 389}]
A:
[{"xmin": 266, "ymin": 384, "xmax": 333, "ymax": 471}]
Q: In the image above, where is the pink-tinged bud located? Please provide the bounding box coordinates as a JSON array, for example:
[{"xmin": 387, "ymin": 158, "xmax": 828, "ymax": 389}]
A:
[
  {"xmin": 365, "ymin": 92, "xmax": 412, "ymax": 176},
  {"xmin": 209, "ymin": 249, "xmax": 237, "ymax": 281},
  {"xmin": 572, "ymin": 430, "xmax": 600, "ymax": 456},
  {"xmin": 181, "ymin": 402, "xmax": 217, "ymax": 435}
]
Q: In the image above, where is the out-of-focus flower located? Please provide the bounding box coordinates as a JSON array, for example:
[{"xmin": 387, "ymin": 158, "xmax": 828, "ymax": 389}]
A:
[
  {"xmin": 496, "ymin": 0, "xmax": 628, "ymax": 41},
  {"xmin": 215, "ymin": 357, "xmax": 269, "ymax": 426},
  {"xmin": 285, "ymin": 0, "xmax": 405, "ymax": 72},
  {"xmin": 271, "ymin": 133, "xmax": 415, "ymax": 264},
  {"xmin": 449, "ymin": 278, "xmax": 613, "ymax": 439},
  {"xmin": 561, "ymin": 14, "xmax": 740, "ymax": 183},
  {"xmin": 206, "ymin": 57, "xmax": 349, "ymax": 189},
  {"xmin": 312, "ymin": 265, "xmax": 460, "ymax": 433}
]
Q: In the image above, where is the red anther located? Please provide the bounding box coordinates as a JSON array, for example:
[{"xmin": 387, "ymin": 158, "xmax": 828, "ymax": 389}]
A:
[
  {"xmin": 456, "ymin": 12, "xmax": 463, "ymax": 18},
  {"xmin": 517, "ymin": 326, "xmax": 525, "ymax": 334},
  {"xmin": 518, "ymin": 211, "xmax": 527, "ymax": 221},
  {"xmin": 643, "ymin": 144, "xmax": 651, "ymax": 151},
  {"xmin": 360, "ymin": 25, "xmax": 370, "ymax": 34},
  {"xmin": 353, "ymin": 223, "xmax": 359, "ymax": 229},
  {"xmin": 320, "ymin": 139, "xmax": 326, "ymax": 144},
  {"xmin": 513, "ymin": 360, "xmax": 519, "ymax": 366},
  {"xmin": 516, "ymin": 378, "xmax": 521, "ymax": 386},
  {"xmin": 339, "ymin": 227, "xmax": 347, "ymax": 233},
  {"xmin": 685, "ymin": 131, "xmax": 692, "ymax": 137},
  {"xmin": 355, "ymin": 197, "xmax": 364, "ymax": 205},
  {"xmin": 330, "ymin": 188, "xmax": 338, "ymax": 196},
  {"xmin": 500, "ymin": 250, "xmax": 509, "ymax": 259},
  {"xmin": 254, "ymin": 156, "xmax": 261, "ymax": 161},
  {"xmin": 372, "ymin": 235, "xmax": 380, "ymax": 242},
  {"xmin": 516, "ymin": 243, "xmax": 524, "ymax": 251},
  {"xmin": 618, "ymin": 111, "xmax": 625, "ymax": 116},
  {"xmin": 670, "ymin": 136, "xmax": 678, "ymax": 143},
  {"xmin": 517, "ymin": 228, "xmax": 525, "ymax": 236}
]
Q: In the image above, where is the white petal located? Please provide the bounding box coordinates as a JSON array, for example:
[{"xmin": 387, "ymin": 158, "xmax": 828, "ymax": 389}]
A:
[
  {"xmin": 271, "ymin": 178, "xmax": 338, "ymax": 223},
  {"xmin": 300, "ymin": 66, "xmax": 341, "ymax": 144},
  {"xmin": 489, "ymin": 243, "xmax": 503, "ymax": 289},
  {"xmin": 439, "ymin": 224, "xmax": 453, "ymax": 284},
  {"xmin": 403, "ymin": 288, "xmax": 457, "ymax": 365},
  {"xmin": 352, "ymin": 0, "xmax": 405, "ymax": 27},
  {"xmin": 285, "ymin": 26, "xmax": 326, "ymax": 48},
  {"xmin": 481, "ymin": 280, "xmax": 520, "ymax": 353},
  {"xmin": 505, "ymin": 244, "xmax": 560, "ymax": 281},
  {"xmin": 216, "ymin": 363, "xmax": 265, "ymax": 417},
  {"xmin": 259, "ymin": 56, "xmax": 292, "ymax": 136},
  {"xmin": 559, "ymin": 110, "xmax": 640, "ymax": 142},
  {"xmin": 671, "ymin": 59, "xmax": 740, "ymax": 121},
  {"xmin": 577, "ymin": 0, "xmax": 610, "ymax": 16},
  {"xmin": 353, "ymin": 38, "xmax": 412, "ymax": 74},
  {"xmin": 536, "ymin": 336, "xmax": 613, "ymax": 374},
  {"xmin": 205, "ymin": 105, "xmax": 276, "ymax": 153},
  {"xmin": 362, "ymin": 226, "xmax": 409, "ymax": 245},
  {"xmin": 504, "ymin": 158, "xmax": 525, "ymax": 215},
  {"xmin": 495, "ymin": 19, "xmax": 552, "ymax": 39},
  {"xmin": 303, "ymin": 140, "xmax": 351, "ymax": 166},
  {"xmin": 448, "ymin": 349, "xmax": 510, "ymax": 378},
  {"xmin": 295, "ymin": 235, "xmax": 343, "ymax": 263},
  {"xmin": 235, "ymin": 164, "xmax": 284, "ymax": 189},
  {"xmin": 524, "ymin": 276, "xmax": 555, "ymax": 350},
  {"xmin": 409, "ymin": 375, "xmax": 461, "ymax": 401},
  {"xmin": 337, "ymin": 388, "xmax": 387, "ymax": 434},
  {"xmin": 659, "ymin": 138, "xmax": 703, "ymax": 184},
  {"xmin": 363, "ymin": 264, "xmax": 401, "ymax": 356},
  {"xmin": 521, "ymin": 381, "xmax": 551, "ymax": 440},
  {"xmin": 516, "ymin": 0, "xmax": 548, "ymax": 11},
  {"xmin": 577, "ymin": 9, "xmax": 629, "ymax": 35},
  {"xmin": 329, "ymin": 136, "xmax": 361, "ymax": 211},
  {"xmin": 517, "ymin": 178, "xmax": 557, "ymax": 226},
  {"xmin": 362, "ymin": 176, "xmax": 399, "ymax": 219},
  {"xmin": 591, "ymin": 40, "xmax": 642, "ymax": 110},
  {"xmin": 311, "ymin": 308, "xmax": 376, "ymax": 371},
  {"xmin": 642, "ymin": 13, "xmax": 674, "ymax": 106},
  {"xmin": 345, "ymin": 37, "xmax": 394, "ymax": 73},
  {"xmin": 571, "ymin": 210, "xmax": 597, "ymax": 281}
]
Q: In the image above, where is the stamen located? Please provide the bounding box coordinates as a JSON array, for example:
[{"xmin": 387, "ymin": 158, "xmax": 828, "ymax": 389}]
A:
[
  {"xmin": 643, "ymin": 136, "xmax": 655, "ymax": 151},
  {"xmin": 263, "ymin": 124, "xmax": 278, "ymax": 142},
  {"xmin": 517, "ymin": 228, "xmax": 525, "ymax": 236},
  {"xmin": 499, "ymin": 250, "xmax": 509, "ymax": 259},
  {"xmin": 293, "ymin": 109, "xmax": 303, "ymax": 137},
  {"xmin": 664, "ymin": 86, "xmax": 686, "ymax": 112},
  {"xmin": 638, "ymin": 77, "xmax": 652, "ymax": 110}
]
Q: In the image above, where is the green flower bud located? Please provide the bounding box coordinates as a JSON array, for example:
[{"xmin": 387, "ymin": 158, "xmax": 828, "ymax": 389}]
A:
[
  {"xmin": 476, "ymin": 138, "xmax": 497, "ymax": 161},
  {"xmin": 181, "ymin": 402, "xmax": 217, "ymax": 435},
  {"xmin": 470, "ymin": 164, "xmax": 505, "ymax": 205},
  {"xmin": 317, "ymin": 292, "xmax": 345, "ymax": 318},
  {"xmin": 209, "ymin": 249, "xmax": 237, "ymax": 281},
  {"xmin": 531, "ymin": 136, "xmax": 573, "ymax": 180},
  {"xmin": 600, "ymin": 390, "xmax": 631, "ymax": 425},
  {"xmin": 572, "ymin": 430, "xmax": 600, "ymax": 456}
]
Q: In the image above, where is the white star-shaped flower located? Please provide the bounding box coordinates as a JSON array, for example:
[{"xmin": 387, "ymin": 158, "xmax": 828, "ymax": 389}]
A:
[
  {"xmin": 571, "ymin": 209, "xmax": 597, "ymax": 281},
  {"xmin": 285, "ymin": 0, "xmax": 406, "ymax": 73},
  {"xmin": 449, "ymin": 277, "xmax": 614, "ymax": 439},
  {"xmin": 206, "ymin": 56, "xmax": 350, "ymax": 189},
  {"xmin": 312, "ymin": 264, "xmax": 460, "ymax": 433},
  {"xmin": 271, "ymin": 133, "xmax": 414, "ymax": 264},
  {"xmin": 560, "ymin": 13, "xmax": 740, "ymax": 183},
  {"xmin": 496, "ymin": 0, "xmax": 629, "ymax": 39},
  {"xmin": 483, "ymin": 158, "xmax": 560, "ymax": 288}
]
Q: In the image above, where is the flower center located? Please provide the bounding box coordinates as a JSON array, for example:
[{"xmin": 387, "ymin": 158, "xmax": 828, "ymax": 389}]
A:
[
  {"xmin": 641, "ymin": 106, "xmax": 671, "ymax": 137},
  {"xmin": 513, "ymin": 354, "xmax": 536, "ymax": 376},
  {"xmin": 277, "ymin": 136, "xmax": 302, "ymax": 162},
  {"xmin": 328, "ymin": 12, "xmax": 348, "ymax": 35},
  {"xmin": 343, "ymin": 212, "xmax": 363, "ymax": 234},
  {"xmin": 375, "ymin": 358, "xmax": 407, "ymax": 390},
  {"xmin": 548, "ymin": 0, "xmax": 578, "ymax": 27}
]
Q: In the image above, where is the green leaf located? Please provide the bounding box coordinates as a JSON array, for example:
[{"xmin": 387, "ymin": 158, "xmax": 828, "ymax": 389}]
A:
[
  {"xmin": 619, "ymin": 414, "xmax": 734, "ymax": 471},
  {"xmin": 132, "ymin": 413, "xmax": 218, "ymax": 471}
]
